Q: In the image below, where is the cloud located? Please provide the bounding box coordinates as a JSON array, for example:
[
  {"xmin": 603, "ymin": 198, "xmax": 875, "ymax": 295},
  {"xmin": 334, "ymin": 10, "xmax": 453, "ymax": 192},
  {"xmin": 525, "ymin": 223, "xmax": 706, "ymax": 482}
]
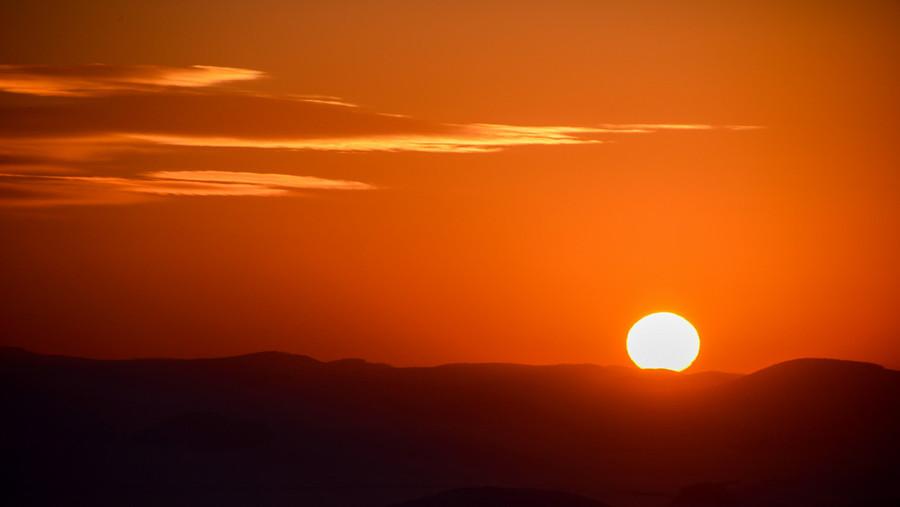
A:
[
  {"xmin": 149, "ymin": 171, "xmax": 376, "ymax": 191},
  {"xmin": 0, "ymin": 91, "xmax": 755, "ymax": 152},
  {"xmin": 0, "ymin": 173, "xmax": 150, "ymax": 207},
  {"xmin": 596, "ymin": 123, "xmax": 763, "ymax": 132},
  {"xmin": 125, "ymin": 127, "xmax": 603, "ymax": 154},
  {"xmin": 0, "ymin": 64, "xmax": 263, "ymax": 97},
  {"xmin": 0, "ymin": 93, "xmax": 445, "ymax": 139},
  {"xmin": 288, "ymin": 94, "xmax": 360, "ymax": 108},
  {"xmin": 124, "ymin": 122, "xmax": 761, "ymax": 153},
  {"xmin": 0, "ymin": 170, "xmax": 374, "ymax": 207},
  {"xmin": 0, "ymin": 63, "xmax": 761, "ymax": 207}
]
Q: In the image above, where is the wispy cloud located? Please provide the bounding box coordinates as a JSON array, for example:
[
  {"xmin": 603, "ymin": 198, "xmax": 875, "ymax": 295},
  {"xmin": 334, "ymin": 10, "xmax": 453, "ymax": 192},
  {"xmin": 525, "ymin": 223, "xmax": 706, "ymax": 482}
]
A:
[
  {"xmin": 126, "ymin": 128, "xmax": 602, "ymax": 154},
  {"xmin": 0, "ymin": 174, "xmax": 149, "ymax": 207},
  {"xmin": 287, "ymin": 94, "xmax": 360, "ymax": 108},
  {"xmin": 125, "ymin": 122, "xmax": 758, "ymax": 153},
  {"xmin": 148, "ymin": 171, "xmax": 376, "ymax": 191},
  {"xmin": 0, "ymin": 88, "xmax": 757, "ymax": 152},
  {"xmin": 596, "ymin": 123, "xmax": 763, "ymax": 132},
  {"xmin": 0, "ymin": 64, "xmax": 263, "ymax": 97},
  {"xmin": 0, "ymin": 170, "xmax": 374, "ymax": 207},
  {"xmin": 0, "ymin": 64, "xmax": 761, "ymax": 207}
]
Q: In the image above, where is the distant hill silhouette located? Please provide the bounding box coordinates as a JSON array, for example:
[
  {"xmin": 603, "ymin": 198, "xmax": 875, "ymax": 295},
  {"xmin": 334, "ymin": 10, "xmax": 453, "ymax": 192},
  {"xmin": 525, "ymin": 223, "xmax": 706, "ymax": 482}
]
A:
[
  {"xmin": 1, "ymin": 347, "xmax": 898, "ymax": 506},
  {"xmin": 131, "ymin": 411, "xmax": 271, "ymax": 452},
  {"xmin": 390, "ymin": 487, "xmax": 611, "ymax": 506}
]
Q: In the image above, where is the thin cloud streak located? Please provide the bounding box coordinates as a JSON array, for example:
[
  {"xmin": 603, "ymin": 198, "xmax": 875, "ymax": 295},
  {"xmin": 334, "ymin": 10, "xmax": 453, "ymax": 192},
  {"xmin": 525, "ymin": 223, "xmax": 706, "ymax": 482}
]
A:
[
  {"xmin": 0, "ymin": 135, "xmax": 144, "ymax": 165},
  {"xmin": 0, "ymin": 64, "xmax": 762, "ymax": 207},
  {"xmin": 125, "ymin": 123, "xmax": 757, "ymax": 153},
  {"xmin": 0, "ymin": 64, "xmax": 264, "ymax": 97},
  {"xmin": 126, "ymin": 133, "xmax": 598, "ymax": 153},
  {"xmin": 287, "ymin": 94, "xmax": 361, "ymax": 108},
  {"xmin": 149, "ymin": 171, "xmax": 376, "ymax": 191},
  {"xmin": 597, "ymin": 123, "xmax": 763, "ymax": 131},
  {"xmin": 127, "ymin": 123, "xmax": 611, "ymax": 153},
  {"xmin": 0, "ymin": 170, "xmax": 374, "ymax": 207}
]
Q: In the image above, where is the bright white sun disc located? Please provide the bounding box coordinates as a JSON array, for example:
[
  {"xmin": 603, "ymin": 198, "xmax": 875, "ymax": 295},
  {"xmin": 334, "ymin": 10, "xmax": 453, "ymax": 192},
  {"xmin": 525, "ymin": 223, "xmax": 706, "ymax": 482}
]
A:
[{"xmin": 627, "ymin": 312, "xmax": 700, "ymax": 372}]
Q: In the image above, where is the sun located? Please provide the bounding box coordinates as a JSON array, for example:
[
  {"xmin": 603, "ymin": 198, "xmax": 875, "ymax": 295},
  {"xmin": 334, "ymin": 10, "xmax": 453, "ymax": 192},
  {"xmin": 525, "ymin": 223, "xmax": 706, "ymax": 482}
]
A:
[{"xmin": 627, "ymin": 312, "xmax": 700, "ymax": 372}]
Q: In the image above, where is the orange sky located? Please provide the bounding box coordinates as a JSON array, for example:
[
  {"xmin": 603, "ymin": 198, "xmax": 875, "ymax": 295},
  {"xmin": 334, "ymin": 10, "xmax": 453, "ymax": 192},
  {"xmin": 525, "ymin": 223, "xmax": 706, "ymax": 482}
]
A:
[{"xmin": 1, "ymin": 1, "xmax": 899, "ymax": 371}]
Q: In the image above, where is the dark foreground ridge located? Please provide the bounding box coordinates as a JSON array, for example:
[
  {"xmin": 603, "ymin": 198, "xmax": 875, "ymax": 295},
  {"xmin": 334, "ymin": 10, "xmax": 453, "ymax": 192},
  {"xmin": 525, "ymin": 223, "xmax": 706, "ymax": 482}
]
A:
[
  {"xmin": 390, "ymin": 487, "xmax": 612, "ymax": 507},
  {"xmin": 2, "ymin": 348, "xmax": 898, "ymax": 506}
]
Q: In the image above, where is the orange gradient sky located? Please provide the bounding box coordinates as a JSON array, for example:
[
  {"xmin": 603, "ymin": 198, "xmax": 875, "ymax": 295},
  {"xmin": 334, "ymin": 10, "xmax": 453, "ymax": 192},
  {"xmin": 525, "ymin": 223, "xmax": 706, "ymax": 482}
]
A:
[{"xmin": 1, "ymin": 1, "xmax": 899, "ymax": 371}]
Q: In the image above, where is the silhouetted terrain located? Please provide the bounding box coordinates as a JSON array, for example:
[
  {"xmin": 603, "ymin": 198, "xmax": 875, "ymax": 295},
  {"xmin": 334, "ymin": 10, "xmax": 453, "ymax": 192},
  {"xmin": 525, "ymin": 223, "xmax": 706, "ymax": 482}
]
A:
[
  {"xmin": 390, "ymin": 487, "xmax": 611, "ymax": 506},
  {"xmin": 2, "ymin": 347, "xmax": 898, "ymax": 506}
]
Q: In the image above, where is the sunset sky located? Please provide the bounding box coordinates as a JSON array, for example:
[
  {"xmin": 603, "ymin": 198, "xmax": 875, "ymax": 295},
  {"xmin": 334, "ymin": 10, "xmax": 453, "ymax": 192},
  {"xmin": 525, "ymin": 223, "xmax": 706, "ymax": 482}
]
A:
[{"xmin": 1, "ymin": 0, "xmax": 899, "ymax": 372}]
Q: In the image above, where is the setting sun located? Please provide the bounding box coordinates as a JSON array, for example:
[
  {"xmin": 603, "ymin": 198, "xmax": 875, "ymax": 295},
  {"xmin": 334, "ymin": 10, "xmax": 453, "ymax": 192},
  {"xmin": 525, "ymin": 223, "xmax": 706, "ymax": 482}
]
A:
[{"xmin": 627, "ymin": 312, "xmax": 700, "ymax": 372}]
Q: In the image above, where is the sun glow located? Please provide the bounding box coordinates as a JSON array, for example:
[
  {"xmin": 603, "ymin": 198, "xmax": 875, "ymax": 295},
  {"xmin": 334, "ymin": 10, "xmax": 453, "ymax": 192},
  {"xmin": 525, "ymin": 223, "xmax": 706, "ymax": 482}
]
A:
[{"xmin": 627, "ymin": 312, "xmax": 700, "ymax": 372}]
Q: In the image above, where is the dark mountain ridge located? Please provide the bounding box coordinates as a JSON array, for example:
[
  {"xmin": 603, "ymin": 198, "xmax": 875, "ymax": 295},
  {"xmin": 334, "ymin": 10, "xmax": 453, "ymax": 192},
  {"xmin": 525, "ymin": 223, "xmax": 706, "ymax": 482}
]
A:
[
  {"xmin": 2, "ymin": 348, "xmax": 897, "ymax": 506},
  {"xmin": 390, "ymin": 486, "xmax": 612, "ymax": 507}
]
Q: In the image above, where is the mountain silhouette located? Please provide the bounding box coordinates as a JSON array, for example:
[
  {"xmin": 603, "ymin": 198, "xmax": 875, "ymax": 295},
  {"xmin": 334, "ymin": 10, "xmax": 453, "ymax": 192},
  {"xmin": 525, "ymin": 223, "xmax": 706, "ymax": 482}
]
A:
[
  {"xmin": 389, "ymin": 487, "xmax": 611, "ymax": 506},
  {"xmin": 131, "ymin": 411, "xmax": 271, "ymax": 452},
  {"xmin": 1, "ymin": 347, "xmax": 898, "ymax": 506}
]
